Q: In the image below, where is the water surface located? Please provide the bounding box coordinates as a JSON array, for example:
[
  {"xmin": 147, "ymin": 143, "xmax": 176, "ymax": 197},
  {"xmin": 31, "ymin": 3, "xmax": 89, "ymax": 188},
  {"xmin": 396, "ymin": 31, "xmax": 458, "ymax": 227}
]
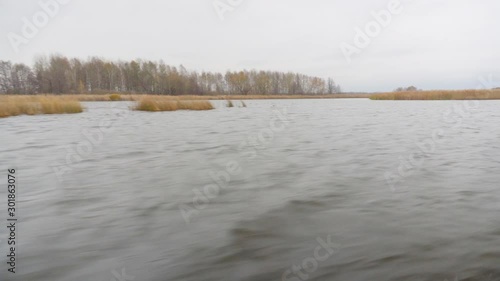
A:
[{"xmin": 1, "ymin": 99, "xmax": 500, "ymax": 281}]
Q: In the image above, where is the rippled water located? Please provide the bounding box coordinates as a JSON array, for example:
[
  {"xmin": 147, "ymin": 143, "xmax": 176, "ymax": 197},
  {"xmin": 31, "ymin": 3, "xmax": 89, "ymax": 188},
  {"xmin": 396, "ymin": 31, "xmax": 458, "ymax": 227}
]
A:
[{"xmin": 1, "ymin": 99, "xmax": 500, "ymax": 281}]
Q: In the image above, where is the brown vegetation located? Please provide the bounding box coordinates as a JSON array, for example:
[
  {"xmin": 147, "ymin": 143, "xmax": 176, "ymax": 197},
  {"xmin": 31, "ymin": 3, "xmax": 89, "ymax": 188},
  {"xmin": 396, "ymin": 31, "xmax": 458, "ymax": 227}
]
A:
[
  {"xmin": 56, "ymin": 94, "xmax": 135, "ymax": 101},
  {"xmin": 134, "ymin": 97, "xmax": 214, "ymax": 111},
  {"xmin": 46, "ymin": 93, "xmax": 367, "ymax": 101},
  {"xmin": 0, "ymin": 96, "xmax": 83, "ymax": 118},
  {"xmin": 370, "ymin": 90, "xmax": 500, "ymax": 100},
  {"xmin": 109, "ymin": 94, "xmax": 122, "ymax": 101}
]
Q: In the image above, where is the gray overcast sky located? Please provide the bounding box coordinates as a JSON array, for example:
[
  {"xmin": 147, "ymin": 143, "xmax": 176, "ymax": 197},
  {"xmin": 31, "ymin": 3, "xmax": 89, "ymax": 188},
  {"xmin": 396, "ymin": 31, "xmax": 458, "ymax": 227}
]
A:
[{"xmin": 1, "ymin": 0, "xmax": 499, "ymax": 92}]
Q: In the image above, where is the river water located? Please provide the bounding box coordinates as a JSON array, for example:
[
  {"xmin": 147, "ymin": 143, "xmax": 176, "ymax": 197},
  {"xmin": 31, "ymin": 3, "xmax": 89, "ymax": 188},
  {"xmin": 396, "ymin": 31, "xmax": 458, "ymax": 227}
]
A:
[{"xmin": 1, "ymin": 99, "xmax": 500, "ymax": 281}]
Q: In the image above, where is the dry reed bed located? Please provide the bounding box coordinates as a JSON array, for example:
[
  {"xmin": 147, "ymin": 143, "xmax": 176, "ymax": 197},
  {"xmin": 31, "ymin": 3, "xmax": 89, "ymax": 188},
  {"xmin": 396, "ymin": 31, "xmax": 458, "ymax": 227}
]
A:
[
  {"xmin": 59, "ymin": 94, "xmax": 134, "ymax": 101},
  {"xmin": 370, "ymin": 90, "xmax": 500, "ymax": 100},
  {"xmin": 135, "ymin": 97, "xmax": 214, "ymax": 111},
  {"xmin": 33, "ymin": 93, "xmax": 367, "ymax": 101},
  {"xmin": 159, "ymin": 94, "xmax": 368, "ymax": 100},
  {"xmin": 0, "ymin": 96, "xmax": 83, "ymax": 118}
]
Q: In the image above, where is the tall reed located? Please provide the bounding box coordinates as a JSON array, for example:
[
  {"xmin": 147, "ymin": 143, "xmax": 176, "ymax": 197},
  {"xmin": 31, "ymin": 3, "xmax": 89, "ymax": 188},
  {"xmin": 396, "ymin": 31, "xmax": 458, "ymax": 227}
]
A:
[
  {"xmin": 0, "ymin": 96, "xmax": 83, "ymax": 118},
  {"xmin": 134, "ymin": 97, "xmax": 214, "ymax": 111},
  {"xmin": 370, "ymin": 90, "xmax": 500, "ymax": 100},
  {"xmin": 32, "ymin": 93, "xmax": 367, "ymax": 101}
]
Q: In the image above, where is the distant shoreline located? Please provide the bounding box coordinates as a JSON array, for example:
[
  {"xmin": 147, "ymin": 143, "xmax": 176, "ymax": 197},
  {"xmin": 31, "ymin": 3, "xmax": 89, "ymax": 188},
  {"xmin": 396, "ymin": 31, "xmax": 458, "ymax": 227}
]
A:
[
  {"xmin": 0, "ymin": 93, "xmax": 369, "ymax": 101},
  {"xmin": 370, "ymin": 89, "xmax": 500, "ymax": 100},
  {"xmin": 3, "ymin": 91, "xmax": 500, "ymax": 103},
  {"xmin": 0, "ymin": 93, "xmax": 368, "ymax": 118}
]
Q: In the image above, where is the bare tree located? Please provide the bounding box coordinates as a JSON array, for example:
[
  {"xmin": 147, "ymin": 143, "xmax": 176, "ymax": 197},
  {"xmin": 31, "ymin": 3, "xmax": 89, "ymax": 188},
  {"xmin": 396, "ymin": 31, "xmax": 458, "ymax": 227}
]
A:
[
  {"xmin": 0, "ymin": 61, "xmax": 13, "ymax": 93},
  {"xmin": 0, "ymin": 55, "xmax": 341, "ymax": 96}
]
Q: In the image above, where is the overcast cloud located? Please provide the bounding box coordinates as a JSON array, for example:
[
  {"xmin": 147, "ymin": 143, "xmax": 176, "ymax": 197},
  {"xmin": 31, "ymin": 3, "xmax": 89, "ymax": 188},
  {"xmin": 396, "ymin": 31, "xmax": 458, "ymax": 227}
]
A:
[{"xmin": 1, "ymin": 0, "xmax": 499, "ymax": 92}]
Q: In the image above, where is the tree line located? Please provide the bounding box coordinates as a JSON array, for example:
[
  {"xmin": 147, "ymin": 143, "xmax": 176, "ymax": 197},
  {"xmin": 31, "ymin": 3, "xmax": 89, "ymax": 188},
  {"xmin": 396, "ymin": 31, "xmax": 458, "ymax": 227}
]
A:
[
  {"xmin": 0, "ymin": 55, "xmax": 341, "ymax": 95},
  {"xmin": 394, "ymin": 86, "xmax": 420, "ymax": 92}
]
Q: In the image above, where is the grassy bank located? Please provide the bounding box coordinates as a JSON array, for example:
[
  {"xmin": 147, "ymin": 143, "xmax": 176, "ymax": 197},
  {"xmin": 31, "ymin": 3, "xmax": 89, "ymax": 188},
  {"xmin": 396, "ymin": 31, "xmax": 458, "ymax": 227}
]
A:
[
  {"xmin": 0, "ymin": 96, "xmax": 83, "ymax": 118},
  {"xmin": 370, "ymin": 90, "xmax": 500, "ymax": 100},
  {"xmin": 58, "ymin": 94, "xmax": 135, "ymax": 101},
  {"xmin": 25, "ymin": 93, "xmax": 367, "ymax": 102},
  {"xmin": 135, "ymin": 97, "xmax": 214, "ymax": 111}
]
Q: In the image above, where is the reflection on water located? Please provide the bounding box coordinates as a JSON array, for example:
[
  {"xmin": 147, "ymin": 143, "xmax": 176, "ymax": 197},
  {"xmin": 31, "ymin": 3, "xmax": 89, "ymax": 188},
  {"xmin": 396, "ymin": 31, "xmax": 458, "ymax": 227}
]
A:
[{"xmin": 1, "ymin": 99, "xmax": 500, "ymax": 281}]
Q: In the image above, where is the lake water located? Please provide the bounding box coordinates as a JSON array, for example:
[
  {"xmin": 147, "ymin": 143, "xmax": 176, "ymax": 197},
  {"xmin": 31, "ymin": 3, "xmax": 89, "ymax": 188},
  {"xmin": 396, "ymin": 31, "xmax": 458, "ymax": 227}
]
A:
[{"xmin": 1, "ymin": 99, "xmax": 500, "ymax": 281}]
